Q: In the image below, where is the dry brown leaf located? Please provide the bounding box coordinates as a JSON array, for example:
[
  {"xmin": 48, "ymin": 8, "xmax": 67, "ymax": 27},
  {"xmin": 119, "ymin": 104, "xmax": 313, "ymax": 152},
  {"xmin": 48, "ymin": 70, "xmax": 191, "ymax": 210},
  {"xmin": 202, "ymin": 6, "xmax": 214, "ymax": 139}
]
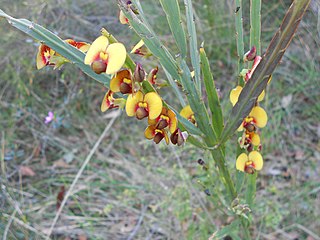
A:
[
  {"xmin": 53, "ymin": 159, "xmax": 71, "ymax": 168},
  {"xmin": 19, "ymin": 166, "xmax": 36, "ymax": 177},
  {"xmin": 78, "ymin": 234, "xmax": 87, "ymax": 240}
]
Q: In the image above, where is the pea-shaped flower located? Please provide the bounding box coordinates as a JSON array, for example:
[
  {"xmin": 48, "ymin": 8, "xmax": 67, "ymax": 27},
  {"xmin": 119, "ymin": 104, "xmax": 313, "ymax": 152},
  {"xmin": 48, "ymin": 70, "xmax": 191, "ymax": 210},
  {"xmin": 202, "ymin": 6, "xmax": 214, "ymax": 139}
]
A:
[
  {"xmin": 236, "ymin": 151, "xmax": 263, "ymax": 174},
  {"xmin": 238, "ymin": 106, "xmax": 268, "ymax": 132},
  {"xmin": 84, "ymin": 36, "xmax": 126, "ymax": 75},
  {"xmin": 126, "ymin": 91, "xmax": 162, "ymax": 120},
  {"xmin": 180, "ymin": 105, "xmax": 195, "ymax": 124}
]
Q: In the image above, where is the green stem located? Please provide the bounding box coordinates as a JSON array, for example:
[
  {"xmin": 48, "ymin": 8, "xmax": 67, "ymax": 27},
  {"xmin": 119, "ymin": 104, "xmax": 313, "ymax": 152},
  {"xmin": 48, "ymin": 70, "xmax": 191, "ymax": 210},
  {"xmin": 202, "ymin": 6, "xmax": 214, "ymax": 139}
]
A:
[
  {"xmin": 250, "ymin": 0, "xmax": 261, "ymax": 55},
  {"xmin": 234, "ymin": 0, "xmax": 245, "ymax": 80}
]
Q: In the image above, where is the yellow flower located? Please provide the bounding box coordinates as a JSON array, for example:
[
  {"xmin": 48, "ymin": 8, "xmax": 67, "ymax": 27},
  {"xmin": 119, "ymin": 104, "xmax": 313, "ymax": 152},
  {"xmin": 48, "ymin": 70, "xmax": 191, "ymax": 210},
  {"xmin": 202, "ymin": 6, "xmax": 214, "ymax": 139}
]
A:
[
  {"xmin": 230, "ymin": 86, "xmax": 265, "ymax": 106},
  {"xmin": 145, "ymin": 125, "xmax": 169, "ymax": 144},
  {"xmin": 36, "ymin": 40, "xmax": 90, "ymax": 70},
  {"xmin": 125, "ymin": 91, "xmax": 162, "ymax": 120},
  {"xmin": 180, "ymin": 105, "xmax": 195, "ymax": 124},
  {"xmin": 84, "ymin": 36, "xmax": 126, "ymax": 75},
  {"xmin": 238, "ymin": 106, "xmax": 268, "ymax": 131},
  {"xmin": 148, "ymin": 107, "xmax": 177, "ymax": 134},
  {"xmin": 236, "ymin": 151, "xmax": 263, "ymax": 174},
  {"xmin": 110, "ymin": 69, "xmax": 133, "ymax": 94},
  {"xmin": 36, "ymin": 44, "xmax": 55, "ymax": 69},
  {"xmin": 101, "ymin": 90, "xmax": 125, "ymax": 112}
]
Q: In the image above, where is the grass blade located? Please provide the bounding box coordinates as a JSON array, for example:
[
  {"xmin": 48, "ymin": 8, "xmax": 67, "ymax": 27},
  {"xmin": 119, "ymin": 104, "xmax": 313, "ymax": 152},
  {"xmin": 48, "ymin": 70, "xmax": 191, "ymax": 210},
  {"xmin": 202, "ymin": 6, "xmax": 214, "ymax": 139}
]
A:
[
  {"xmin": 184, "ymin": 0, "xmax": 201, "ymax": 92},
  {"xmin": 200, "ymin": 47, "xmax": 224, "ymax": 137},
  {"xmin": 0, "ymin": 9, "xmax": 109, "ymax": 85},
  {"xmin": 159, "ymin": 0, "xmax": 187, "ymax": 58},
  {"xmin": 219, "ymin": 0, "xmax": 311, "ymax": 144}
]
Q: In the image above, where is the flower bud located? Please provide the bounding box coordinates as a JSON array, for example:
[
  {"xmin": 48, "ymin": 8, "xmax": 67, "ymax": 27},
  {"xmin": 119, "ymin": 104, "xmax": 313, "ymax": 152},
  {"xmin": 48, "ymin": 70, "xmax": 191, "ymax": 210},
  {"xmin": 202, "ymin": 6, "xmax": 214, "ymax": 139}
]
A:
[
  {"xmin": 147, "ymin": 67, "xmax": 158, "ymax": 85},
  {"xmin": 170, "ymin": 128, "xmax": 188, "ymax": 146},
  {"xmin": 134, "ymin": 63, "xmax": 145, "ymax": 82},
  {"xmin": 243, "ymin": 46, "xmax": 256, "ymax": 62}
]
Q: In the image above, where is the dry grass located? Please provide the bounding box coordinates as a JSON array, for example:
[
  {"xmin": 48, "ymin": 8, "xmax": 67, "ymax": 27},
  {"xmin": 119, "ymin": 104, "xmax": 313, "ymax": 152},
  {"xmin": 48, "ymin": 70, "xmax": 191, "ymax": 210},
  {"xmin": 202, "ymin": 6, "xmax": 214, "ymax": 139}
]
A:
[{"xmin": 0, "ymin": 0, "xmax": 319, "ymax": 239}]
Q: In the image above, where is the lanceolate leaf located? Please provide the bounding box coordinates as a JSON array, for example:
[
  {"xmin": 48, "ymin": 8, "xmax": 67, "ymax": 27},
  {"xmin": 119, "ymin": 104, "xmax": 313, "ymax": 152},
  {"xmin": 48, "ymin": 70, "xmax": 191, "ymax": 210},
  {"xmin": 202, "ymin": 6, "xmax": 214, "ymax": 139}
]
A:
[
  {"xmin": 118, "ymin": 0, "xmax": 180, "ymax": 80},
  {"xmin": 159, "ymin": 0, "xmax": 187, "ymax": 58},
  {"xmin": 184, "ymin": 0, "xmax": 201, "ymax": 92},
  {"xmin": 220, "ymin": 0, "xmax": 311, "ymax": 144},
  {"xmin": 200, "ymin": 47, "xmax": 224, "ymax": 137},
  {"xmin": 0, "ymin": 9, "xmax": 109, "ymax": 85}
]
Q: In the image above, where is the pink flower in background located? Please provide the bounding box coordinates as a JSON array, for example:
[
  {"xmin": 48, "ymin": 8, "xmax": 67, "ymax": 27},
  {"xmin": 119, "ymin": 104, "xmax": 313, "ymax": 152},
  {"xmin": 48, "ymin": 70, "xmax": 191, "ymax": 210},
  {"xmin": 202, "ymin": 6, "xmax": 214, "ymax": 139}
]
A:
[{"xmin": 45, "ymin": 111, "xmax": 54, "ymax": 124}]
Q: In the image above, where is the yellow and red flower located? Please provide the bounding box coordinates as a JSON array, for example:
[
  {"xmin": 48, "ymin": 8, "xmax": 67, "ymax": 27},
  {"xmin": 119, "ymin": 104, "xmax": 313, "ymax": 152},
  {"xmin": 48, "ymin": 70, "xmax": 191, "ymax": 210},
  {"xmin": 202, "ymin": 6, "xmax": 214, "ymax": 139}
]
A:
[
  {"xmin": 119, "ymin": 10, "xmax": 129, "ymax": 24},
  {"xmin": 170, "ymin": 128, "xmax": 188, "ymax": 146},
  {"xmin": 84, "ymin": 36, "xmax": 126, "ymax": 75},
  {"xmin": 148, "ymin": 107, "xmax": 177, "ymax": 133},
  {"xmin": 230, "ymin": 86, "xmax": 265, "ymax": 107},
  {"xmin": 110, "ymin": 69, "xmax": 134, "ymax": 94},
  {"xmin": 180, "ymin": 105, "xmax": 195, "ymax": 124},
  {"xmin": 101, "ymin": 90, "xmax": 125, "ymax": 112},
  {"xmin": 145, "ymin": 125, "xmax": 169, "ymax": 144},
  {"xmin": 36, "ymin": 39, "xmax": 90, "ymax": 70},
  {"xmin": 125, "ymin": 91, "xmax": 162, "ymax": 120},
  {"xmin": 238, "ymin": 106, "xmax": 268, "ymax": 132},
  {"xmin": 64, "ymin": 39, "xmax": 90, "ymax": 52},
  {"xmin": 236, "ymin": 151, "xmax": 263, "ymax": 174},
  {"xmin": 36, "ymin": 44, "xmax": 55, "ymax": 69}
]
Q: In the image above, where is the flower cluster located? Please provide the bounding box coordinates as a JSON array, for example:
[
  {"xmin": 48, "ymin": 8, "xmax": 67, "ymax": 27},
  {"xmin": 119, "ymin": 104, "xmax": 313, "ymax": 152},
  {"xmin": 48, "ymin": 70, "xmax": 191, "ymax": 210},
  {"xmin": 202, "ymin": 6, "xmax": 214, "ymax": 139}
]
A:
[
  {"xmin": 82, "ymin": 33, "xmax": 188, "ymax": 146},
  {"xmin": 230, "ymin": 46, "xmax": 271, "ymax": 174}
]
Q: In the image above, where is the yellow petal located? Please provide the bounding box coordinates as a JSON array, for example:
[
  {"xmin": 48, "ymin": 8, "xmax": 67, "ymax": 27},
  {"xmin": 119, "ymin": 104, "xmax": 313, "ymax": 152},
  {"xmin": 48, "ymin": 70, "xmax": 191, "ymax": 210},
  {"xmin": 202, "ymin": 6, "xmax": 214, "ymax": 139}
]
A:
[
  {"xmin": 144, "ymin": 92, "xmax": 163, "ymax": 120},
  {"xmin": 105, "ymin": 43, "xmax": 127, "ymax": 74},
  {"xmin": 237, "ymin": 122, "xmax": 244, "ymax": 132},
  {"xmin": 148, "ymin": 118, "xmax": 157, "ymax": 126},
  {"xmin": 101, "ymin": 91, "xmax": 112, "ymax": 112},
  {"xmin": 110, "ymin": 76, "xmax": 122, "ymax": 93},
  {"xmin": 131, "ymin": 40, "xmax": 144, "ymax": 54},
  {"xmin": 36, "ymin": 45, "xmax": 54, "ymax": 69},
  {"xmin": 229, "ymin": 86, "xmax": 243, "ymax": 106},
  {"xmin": 110, "ymin": 70, "xmax": 131, "ymax": 92},
  {"xmin": 180, "ymin": 105, "xmax": 193, "ymax": 119},
  {"xmin": 250, "ymin": 106, "xmax": 268, "ymax": 128},
  {"xmin": 251, "ymin": 133, "xmax": 260, "ymax": 146},
  {"xmin": 144, "ymin": 126, "xmax": 156, "ymax": 139},
  {"xmin": 125, "ymin": 91, "xmax": 143, "ymax": 117},
  {"xmin": 84, "ymin": 36, "xmax": 109, "ymax": 65},
  {"xmin": 267, "ymin": 75, "xmax": 272, "ymax": 85},
  {"xmin": 164, "ymin": 131, "xmax": 169, "ymax": 145},
  {"xmin": 257, "ymin": 90, "xmax": 265, "ymax": 102},
  {"xmin": 249, "ymin": 151, "xmax": 263, "ymax": 170},
  {"xmin": 167, "ymin": 108, "xmax": 177, "ymax": 133},
  {"xmin": 236, "ymin": 153, "xmax": 248, "ymax": 172}
]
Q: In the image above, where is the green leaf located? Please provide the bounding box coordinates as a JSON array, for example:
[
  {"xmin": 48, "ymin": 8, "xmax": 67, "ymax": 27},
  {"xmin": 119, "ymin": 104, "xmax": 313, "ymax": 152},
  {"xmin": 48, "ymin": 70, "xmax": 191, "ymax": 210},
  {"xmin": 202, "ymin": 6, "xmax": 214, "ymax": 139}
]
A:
[
  {"xmin": 179, "ymin": 60, "xmax": 217, "ymax": 143},
  {"xmin": 200, "ymin": 47, "xmax": 224, "ymax": 137},
  {"xmin": 220, "ymin": 0, "xmax": 311, "ymax": 144},
  {"xmin": 184, "ymin": 0, "xmax": 201, "ymax": 92},
  {"xmin": 118, "ymin": 0, "xmax": 180, "ymax": 80},
  {"xmin": 159, "ymin": 0, "xmax": 187, "ymax": 58},
  {"xmin": 0, "ymin": 9, "xmax": 109, "ymax": 85},
  {"xmin": 210, "ymin": 219, "xmax": 240, "ymax": 239}
]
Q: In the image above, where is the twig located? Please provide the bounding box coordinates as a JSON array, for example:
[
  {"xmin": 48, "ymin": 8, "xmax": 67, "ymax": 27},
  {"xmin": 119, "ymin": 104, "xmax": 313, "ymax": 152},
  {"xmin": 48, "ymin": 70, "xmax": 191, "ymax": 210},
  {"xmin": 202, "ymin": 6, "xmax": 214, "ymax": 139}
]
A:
[
  {"xmin": 2, "ymin": 213, "xmax": 48, "ymax": 239},
  {"xmin": 126, "ymin": 205, "xmax": 148, "ymax": 240},
  {"xmin": 3, "ymin": 209, "xmax": 17, "ymax": 240},
  {"xmin": 45, "ymin": 111, "xmax": 120, "ymax": 239}
]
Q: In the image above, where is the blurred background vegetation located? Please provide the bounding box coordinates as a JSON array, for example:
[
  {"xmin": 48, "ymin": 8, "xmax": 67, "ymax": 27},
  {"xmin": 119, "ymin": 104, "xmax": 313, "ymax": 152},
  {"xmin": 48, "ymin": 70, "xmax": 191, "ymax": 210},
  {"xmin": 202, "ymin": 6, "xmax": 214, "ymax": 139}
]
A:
[{"xmin": 0, "ymin": 0, "xmax": 319, "ymax": 239}]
